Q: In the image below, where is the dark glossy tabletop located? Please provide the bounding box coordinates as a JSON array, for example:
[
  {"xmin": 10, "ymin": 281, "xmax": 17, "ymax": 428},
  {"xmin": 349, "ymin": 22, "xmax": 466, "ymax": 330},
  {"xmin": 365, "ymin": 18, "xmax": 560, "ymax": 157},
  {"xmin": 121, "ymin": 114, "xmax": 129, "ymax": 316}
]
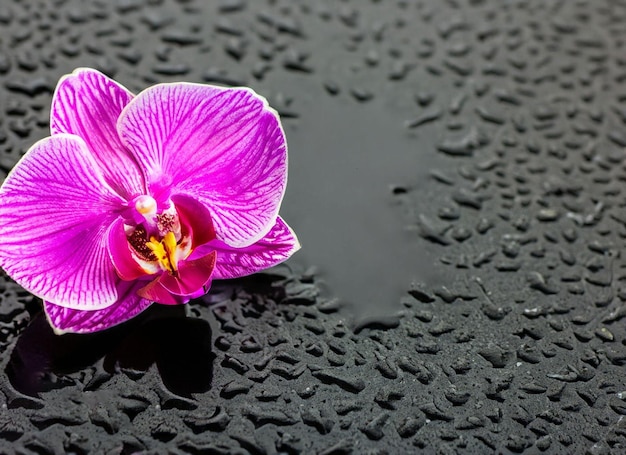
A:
[{"xmin": 1, "ymin": 0, "xmax": 626, "ymax": 453}]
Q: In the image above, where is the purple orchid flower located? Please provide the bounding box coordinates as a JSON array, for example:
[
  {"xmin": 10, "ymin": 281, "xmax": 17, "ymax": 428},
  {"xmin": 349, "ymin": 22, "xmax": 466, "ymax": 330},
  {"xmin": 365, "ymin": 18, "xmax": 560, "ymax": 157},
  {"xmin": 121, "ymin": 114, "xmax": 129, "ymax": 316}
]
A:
[{"xmin": 0, "ymin": 68, "xmax": 299, "ymax": 334}]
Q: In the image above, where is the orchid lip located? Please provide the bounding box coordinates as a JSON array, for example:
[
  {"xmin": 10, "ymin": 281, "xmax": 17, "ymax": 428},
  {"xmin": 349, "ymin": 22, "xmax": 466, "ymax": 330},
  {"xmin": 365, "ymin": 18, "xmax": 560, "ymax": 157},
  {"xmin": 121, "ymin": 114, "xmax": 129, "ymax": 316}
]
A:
[{"xmin": 123, "ymin": 198, "xmax": 191, "ymax": 277}]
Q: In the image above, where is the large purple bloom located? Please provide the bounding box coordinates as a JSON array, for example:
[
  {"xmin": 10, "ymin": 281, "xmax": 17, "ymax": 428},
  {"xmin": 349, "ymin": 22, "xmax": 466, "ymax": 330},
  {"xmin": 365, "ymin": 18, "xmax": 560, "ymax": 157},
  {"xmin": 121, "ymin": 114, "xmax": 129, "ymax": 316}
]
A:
[{"xmin": 0, "ymin": 68, "xmax": 299, "ymax": 334}]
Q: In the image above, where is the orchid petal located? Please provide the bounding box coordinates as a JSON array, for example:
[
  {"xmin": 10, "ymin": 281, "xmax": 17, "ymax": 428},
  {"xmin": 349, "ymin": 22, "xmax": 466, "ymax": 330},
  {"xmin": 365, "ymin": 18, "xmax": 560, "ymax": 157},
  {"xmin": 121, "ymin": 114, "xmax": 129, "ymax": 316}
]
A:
[
  {"xmin": 51, "ymin": 68, "xmax": 144, "ymax": 199},
  {"xmin": 44, "ymin": 281, "xmax": 152, "ymax": 334},
  {"xmin": 0, "ymin": 134, "xmax": 124, "ymax": 309},
  {"xmin": 108, "ymin": 218, "xmax": 151, "ymax": 281},
  {"xmin": 159, "ymin": 251, "xmax": 216, "ymax": 296},
  {"xmin": 208, "ymin": 216, "xmax": 300, "ymax": 279},
  {"xmin": 118, "ymin": 83, "xmax": 287, "ymax": 248},
  {"xmin": 172, "ymin": 194, "xmax": 216, "ymax": 249},
  {"xmin": 137, "ymin": 279, "xmax": 184, "ymax": 305}
]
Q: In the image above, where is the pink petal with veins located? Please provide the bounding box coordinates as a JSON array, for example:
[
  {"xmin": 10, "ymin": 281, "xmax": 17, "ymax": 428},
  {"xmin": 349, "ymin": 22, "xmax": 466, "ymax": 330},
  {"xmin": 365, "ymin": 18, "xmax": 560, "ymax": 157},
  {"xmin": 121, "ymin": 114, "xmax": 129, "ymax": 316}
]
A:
[
  {"xmin": 118, "ymin": 83, "xmax": 287, "ymax": 248},
  {"xmin": 0, "ymin": 134, "xmax": 125, "ymax": 310},
  {"xmin": 51, "ymin": 68, "xmax": 145, "ymax": 199},
  {"xmin": 44, "ymin": 280, "xmax": 152, "ymax": 334}
]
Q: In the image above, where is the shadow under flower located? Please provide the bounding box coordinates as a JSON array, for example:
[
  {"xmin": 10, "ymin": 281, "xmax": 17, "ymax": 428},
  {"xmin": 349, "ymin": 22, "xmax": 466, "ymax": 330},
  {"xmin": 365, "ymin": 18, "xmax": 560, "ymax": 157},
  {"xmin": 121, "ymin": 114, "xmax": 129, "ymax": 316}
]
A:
[{"xmin": 7, "ymin": 303, "xmax": 214, "ymax": 398}]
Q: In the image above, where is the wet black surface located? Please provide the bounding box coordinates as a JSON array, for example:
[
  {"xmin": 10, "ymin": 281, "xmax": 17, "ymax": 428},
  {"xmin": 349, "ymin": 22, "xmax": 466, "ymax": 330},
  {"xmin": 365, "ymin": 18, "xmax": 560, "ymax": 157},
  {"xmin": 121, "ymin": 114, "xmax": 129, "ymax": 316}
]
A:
[{"xmin": 3, "ymin": 0, "xmax": 626, "ymax": 453}]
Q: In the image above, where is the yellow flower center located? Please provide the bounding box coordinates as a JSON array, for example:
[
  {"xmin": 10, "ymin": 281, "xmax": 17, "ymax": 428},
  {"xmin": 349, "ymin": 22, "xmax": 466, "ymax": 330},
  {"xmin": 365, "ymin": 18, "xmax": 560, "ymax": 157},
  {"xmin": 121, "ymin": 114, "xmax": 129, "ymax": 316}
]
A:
[{"xmin": 145, "ymin": 231, "xmax": 179, "ymax": 276}]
